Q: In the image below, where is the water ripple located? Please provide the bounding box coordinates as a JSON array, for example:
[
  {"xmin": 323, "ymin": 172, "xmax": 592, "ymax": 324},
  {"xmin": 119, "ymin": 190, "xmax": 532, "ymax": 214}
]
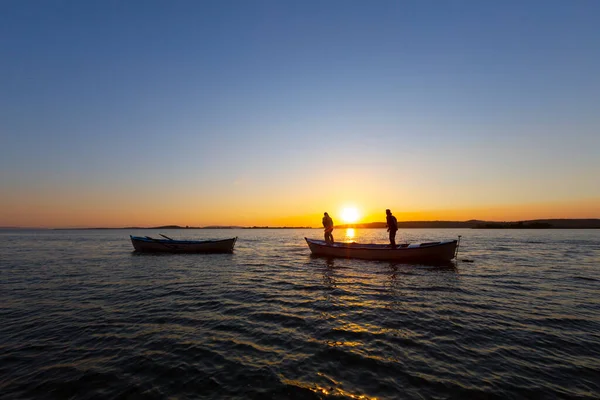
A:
[{"xmin": 1, "ymin": 228, "xmax": 600, "ymax": 399}]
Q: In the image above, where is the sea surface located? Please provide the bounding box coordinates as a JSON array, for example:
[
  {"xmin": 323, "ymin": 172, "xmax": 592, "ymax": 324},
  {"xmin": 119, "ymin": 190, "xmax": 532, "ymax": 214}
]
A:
[{"xmin": 1, "ymin": 228, "xmax": 599, "ymax": 399}]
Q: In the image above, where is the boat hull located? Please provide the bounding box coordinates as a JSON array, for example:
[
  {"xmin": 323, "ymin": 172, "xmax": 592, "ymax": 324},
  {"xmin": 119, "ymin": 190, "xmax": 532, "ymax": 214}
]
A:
[
  {"xmin": 130, "ymin": 236, "xmax": 237, "ymax": 253},
  {"xmin": 305, "ymin": 238, "xmax": 457, "ymax": 262}
]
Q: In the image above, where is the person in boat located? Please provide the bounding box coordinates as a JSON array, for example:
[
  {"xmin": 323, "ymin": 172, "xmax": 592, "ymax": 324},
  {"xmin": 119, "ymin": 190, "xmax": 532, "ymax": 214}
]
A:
[
  {"xmin": 322, "ymin": 212, "xmax": 334, "ymax": 243},
  {"xmin": 386, "ymin": 209, "xmax": 398, "ymax": 247}
]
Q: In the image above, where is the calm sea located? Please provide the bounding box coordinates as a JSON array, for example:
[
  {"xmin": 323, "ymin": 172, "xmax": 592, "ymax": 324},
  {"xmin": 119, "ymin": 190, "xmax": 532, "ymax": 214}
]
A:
[{"xmin": 1, "ymin": 228, "xmax": 599, "ymax": 399}]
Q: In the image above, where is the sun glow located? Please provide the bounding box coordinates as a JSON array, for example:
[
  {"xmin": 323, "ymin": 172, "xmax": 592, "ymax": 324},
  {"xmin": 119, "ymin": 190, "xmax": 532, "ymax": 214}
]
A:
[{"xmin": 341, "ymin": 207, "xmax": 360, "ymax": 223}]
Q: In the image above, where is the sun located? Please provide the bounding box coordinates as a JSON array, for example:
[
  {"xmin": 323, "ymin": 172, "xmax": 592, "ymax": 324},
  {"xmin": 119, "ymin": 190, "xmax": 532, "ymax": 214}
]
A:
[{"xmin": 341, "ymin": 207, "xmax": 360, "ymax": 223}]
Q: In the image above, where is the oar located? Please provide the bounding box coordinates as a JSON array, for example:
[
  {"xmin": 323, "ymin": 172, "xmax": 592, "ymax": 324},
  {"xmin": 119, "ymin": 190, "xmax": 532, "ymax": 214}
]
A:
[
  {"xmin": 160, "ymin": 233, "xmax": 174, "ymax": 240},
  {"xmin": 144, "ymin": 235, "xmax": 177, "ymax": 249},
  {"xmin": 454, "ymin": 235, "xmax": 462, "ymax": 259}
]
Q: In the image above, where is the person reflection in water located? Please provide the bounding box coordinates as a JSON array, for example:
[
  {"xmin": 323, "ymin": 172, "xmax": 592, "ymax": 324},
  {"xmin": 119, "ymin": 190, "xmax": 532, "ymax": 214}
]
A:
[
  {"xmin": 386, "ymin": 209, "xmax": 398, "ymax": 247},
  {"xmin": 322, "ymin": 212, "xmax": 334, "ymax": 243}
]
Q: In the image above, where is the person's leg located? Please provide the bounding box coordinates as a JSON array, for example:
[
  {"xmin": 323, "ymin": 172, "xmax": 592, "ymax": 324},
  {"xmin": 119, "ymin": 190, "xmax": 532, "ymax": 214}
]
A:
[{"xmin": 390, "ymin": 231, "xmax": 396, "ymax": 247}]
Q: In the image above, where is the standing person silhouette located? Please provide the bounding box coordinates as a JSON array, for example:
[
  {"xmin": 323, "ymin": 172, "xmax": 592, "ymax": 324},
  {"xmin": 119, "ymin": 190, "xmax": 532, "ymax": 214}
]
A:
[
  {"xmin": 322, "ymin": 212, "xmax": 334, "ymax": 243},
  {"xmin": 386, "ymin": 209, "xmax": 398, "ymax": 247}
]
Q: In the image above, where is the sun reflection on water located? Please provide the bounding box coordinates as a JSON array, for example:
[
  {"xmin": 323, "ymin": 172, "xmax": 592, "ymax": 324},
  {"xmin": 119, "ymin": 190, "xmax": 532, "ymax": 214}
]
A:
[
  {"xmin": 282, "ymin": 377, "xmax": 378, "ymax": 400},
  {"xmin": 344, "ymin": 228, "xmax": 355, "ymax": 241}
]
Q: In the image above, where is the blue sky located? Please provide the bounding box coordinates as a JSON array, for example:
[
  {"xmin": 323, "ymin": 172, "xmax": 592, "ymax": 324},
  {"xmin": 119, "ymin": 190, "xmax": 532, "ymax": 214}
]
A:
[{"xmin": 1, "ymin": 0, "xmax": 599, "ymax": 227}]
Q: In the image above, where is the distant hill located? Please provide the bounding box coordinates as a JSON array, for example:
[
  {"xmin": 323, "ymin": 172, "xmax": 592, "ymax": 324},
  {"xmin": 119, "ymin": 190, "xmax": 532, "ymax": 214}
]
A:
[
  {"xmin": 473, "ymin": 219, "xmax": 600, "ymax": 229},
  {"xmin": 336, "ymin": 219, "xmax": 600, "ymax": 229}
]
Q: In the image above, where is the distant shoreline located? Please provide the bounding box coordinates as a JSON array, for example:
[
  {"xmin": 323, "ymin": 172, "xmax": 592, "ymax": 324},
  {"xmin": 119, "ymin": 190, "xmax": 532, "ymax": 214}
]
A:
[
  {"xmin": 338, "ymin": 219, "xmax": 600, "ymax": 229},
  {"xmin": 2, "ymin": 218, "xmax": 599, "ymax": 230}
]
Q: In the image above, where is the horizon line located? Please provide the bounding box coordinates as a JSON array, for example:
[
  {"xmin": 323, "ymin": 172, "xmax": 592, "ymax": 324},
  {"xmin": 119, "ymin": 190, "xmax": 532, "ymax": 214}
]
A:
[{"xmin": 2, "ymin": 218, "xmax": 600, "ymax": 230}]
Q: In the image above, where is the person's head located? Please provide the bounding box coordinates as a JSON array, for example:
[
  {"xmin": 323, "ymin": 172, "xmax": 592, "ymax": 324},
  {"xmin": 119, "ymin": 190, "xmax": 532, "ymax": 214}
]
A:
[
  {"xmin": 386, "ymin": 209, "xmax": 391, "ymax": 215},
  {"xmin": 324, "ymin": 212, "xmax": 329, "ymax": 216}
]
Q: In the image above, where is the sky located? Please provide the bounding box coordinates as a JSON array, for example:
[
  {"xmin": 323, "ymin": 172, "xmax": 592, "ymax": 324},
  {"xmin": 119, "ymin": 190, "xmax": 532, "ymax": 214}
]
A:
[{"xmin": 1, "ymin": 0, "xmax": 599, "ymax": 228}]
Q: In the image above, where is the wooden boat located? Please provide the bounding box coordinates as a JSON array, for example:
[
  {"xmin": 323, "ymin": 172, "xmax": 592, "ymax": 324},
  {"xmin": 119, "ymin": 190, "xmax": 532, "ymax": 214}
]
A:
[
  {"xmin": 130, "ymin": 235, "xmax": 237, "ymax": 253},
  {"xmin": 305, "ymin": 237, "xmax": 459, "ymax": 262}
]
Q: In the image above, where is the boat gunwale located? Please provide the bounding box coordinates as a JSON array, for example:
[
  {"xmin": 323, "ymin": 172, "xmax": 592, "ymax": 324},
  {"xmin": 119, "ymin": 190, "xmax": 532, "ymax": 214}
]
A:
[
  {"xmin": 130, "ymin": 235, "xmax": 237, "ymax": 245},
  {"xmin": 304, "ymin": 237, "xmax": 457, "ymax": 251},
  {"xmin": 129, "ymin": 236, "xmax": 237, "ymax": 253}
]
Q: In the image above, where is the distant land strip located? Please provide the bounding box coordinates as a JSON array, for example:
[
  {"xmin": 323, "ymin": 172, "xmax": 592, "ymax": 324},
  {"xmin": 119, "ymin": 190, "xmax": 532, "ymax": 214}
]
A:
[
  {"xmin": 336, "ymin": 219, "xmax": 600, "ymax": 229},
  {"xmin": 2, "ymin": 219, "xmax": 599, "ymax": 230},
  {"xmin": 125, "ymin": 225, "xmax": 314, "ymax": 229}
]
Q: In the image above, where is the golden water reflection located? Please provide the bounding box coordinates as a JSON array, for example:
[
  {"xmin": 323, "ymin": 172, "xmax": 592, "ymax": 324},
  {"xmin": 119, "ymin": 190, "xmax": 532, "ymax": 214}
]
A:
[
  {"xmin": 344, "ymin": 228, "xmax": 355, "ymax": 240},
  {"xmin": 282, "ymin": 377, "xmax": 377, "ymax": 400}
]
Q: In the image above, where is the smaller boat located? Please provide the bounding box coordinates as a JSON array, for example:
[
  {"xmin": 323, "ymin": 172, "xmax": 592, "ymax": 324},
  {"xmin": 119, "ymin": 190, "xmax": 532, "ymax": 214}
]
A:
[
  {"xmin": 305, "ymin": 237, "xmax": 459, "ymax": 262},
  {"xmin": 130, "ymin": 235, "xmax": 237, "ymax": 253}
]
